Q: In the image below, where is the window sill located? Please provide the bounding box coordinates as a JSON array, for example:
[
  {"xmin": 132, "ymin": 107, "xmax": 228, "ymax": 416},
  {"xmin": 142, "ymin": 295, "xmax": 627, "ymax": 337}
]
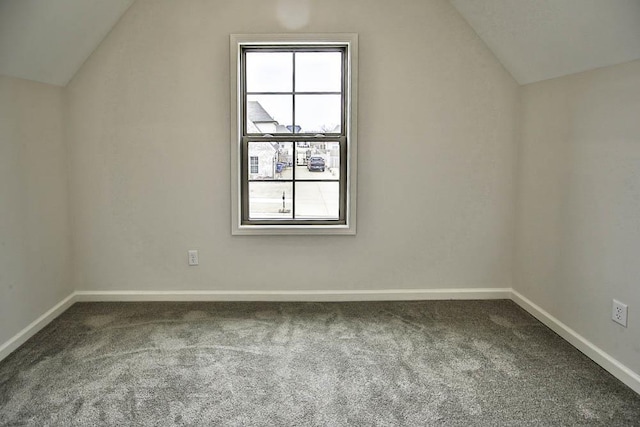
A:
[{"xmin": 232, "ymin": 224, "xmax": 356, "ymax": 236}]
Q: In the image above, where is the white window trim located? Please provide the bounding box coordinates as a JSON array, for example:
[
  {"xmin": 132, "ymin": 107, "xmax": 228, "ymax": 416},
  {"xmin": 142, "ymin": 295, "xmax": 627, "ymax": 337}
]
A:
[{"xmin": 230, "ymin": 33, "xmax": 358, "ymax": 235}]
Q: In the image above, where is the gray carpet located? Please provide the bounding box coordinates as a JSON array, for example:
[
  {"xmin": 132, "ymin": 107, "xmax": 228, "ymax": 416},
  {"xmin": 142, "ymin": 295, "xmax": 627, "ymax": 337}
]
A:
[{"xmin": 0, "ymin": 300, "xmax": 639, "ymax": 426}]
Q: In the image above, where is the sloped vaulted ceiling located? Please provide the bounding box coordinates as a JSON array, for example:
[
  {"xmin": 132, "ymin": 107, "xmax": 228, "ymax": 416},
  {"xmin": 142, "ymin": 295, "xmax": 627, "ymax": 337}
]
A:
[
  {"xmin": 1, "ymin": 0, "xmax": 639, "ymax": 86},
  {"xmin": 0, "ymin": 0, "xmax": 135, "ymax": 86},
  {"xmin": 450, "ymin": 0, "xmax": 640, "ymax": 84}
]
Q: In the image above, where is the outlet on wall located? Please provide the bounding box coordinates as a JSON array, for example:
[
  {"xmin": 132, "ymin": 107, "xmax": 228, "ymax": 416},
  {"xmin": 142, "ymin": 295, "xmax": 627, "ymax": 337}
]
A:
[
  {"xmin": 611, "ymin": 299, "xmax": 628, "ymax": 327},
  {"xmin": 188, "ymin": 250, "xmax": 199, "ymax": 266}
]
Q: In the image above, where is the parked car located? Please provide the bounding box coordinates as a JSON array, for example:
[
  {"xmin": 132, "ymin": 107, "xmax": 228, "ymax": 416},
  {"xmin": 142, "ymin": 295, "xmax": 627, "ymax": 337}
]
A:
[{"xmin": 307, "ymin": 156, "xmax": 325, "ymax": 172}]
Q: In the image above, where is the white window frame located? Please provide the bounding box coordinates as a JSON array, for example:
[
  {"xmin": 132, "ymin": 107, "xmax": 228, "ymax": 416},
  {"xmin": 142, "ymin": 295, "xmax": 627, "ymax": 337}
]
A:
[{"xmin": 230, "ymin": 34, "xmax": 358, "ymax": 235}]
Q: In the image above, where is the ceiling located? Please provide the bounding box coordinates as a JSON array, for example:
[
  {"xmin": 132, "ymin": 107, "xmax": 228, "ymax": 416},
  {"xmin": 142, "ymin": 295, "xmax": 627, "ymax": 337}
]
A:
[
  {"xmin": 0, "ymin": 0, "xmax": 135, "ymax": 86},
  {"xmin": 450, "ymin": 0, "xmax": 640, "ymax": 84},
  {"xmin": 0, "ymin": 0, "xmax": 639, "ymax": 86}
]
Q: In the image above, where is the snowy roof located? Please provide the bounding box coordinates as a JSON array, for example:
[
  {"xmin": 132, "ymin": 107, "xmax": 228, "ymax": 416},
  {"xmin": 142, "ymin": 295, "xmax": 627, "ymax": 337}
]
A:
[{"xmin": 247, "ymin": 101, "xmax": 276, "ymax": 123}]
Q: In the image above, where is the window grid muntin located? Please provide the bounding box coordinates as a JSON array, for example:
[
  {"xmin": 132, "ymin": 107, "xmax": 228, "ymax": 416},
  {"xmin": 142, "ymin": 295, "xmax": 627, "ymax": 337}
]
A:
[
  {"xmin": 240, "ymin": 44, "xmax": 349, "ymax": 226},
  {"xmin": 242, "ymin": 46, "xmax": 346, "ymax": 136},
  {"xmin": 241, "ymin": 135, "xmax": 347, "ymax": 225}
]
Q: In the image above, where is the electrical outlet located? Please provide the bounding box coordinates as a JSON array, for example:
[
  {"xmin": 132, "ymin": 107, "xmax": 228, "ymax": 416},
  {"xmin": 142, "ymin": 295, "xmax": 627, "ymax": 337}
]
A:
[
  {"xmin": 612, "ymin": 299, "xmax": 628, "ymax": 327},
  {"xmin": 188, "ymin": 250, "xmax": 199, "ymax": 266}
]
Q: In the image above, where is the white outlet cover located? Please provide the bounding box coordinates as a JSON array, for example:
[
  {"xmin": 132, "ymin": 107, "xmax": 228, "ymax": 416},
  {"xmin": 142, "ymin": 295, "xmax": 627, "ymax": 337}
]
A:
[
  {"xmin": 612, "ymin": 299, "xmax": 628, "ymax": 327},
  {"xmin": 188, "ymin": 250, "xmax": 199, "ymax": 266}
]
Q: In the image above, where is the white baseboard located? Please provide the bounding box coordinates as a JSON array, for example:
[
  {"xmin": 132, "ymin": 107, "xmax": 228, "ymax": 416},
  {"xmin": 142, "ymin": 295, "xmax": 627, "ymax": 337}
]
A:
[
  {"xmin": 511, "ymin": 290, "xmax": 640, "ymax": 395},
  {"xmin": 0, "ymin": 292, "xmax": 77, "ymax": 362},
  {"xmin": 0, "ymin": 287, "xmax": 508, "ymax": 362},
  {"xmin": 74, "ymin": 288, "xmax": 512, "ymax": 302}
]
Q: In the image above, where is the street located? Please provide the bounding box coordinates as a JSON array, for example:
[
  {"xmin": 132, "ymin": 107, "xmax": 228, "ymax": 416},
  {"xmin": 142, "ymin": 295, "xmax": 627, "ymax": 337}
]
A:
[{"xmin": 249, "ymin": 179, "xmax": 339, "ymax": 219}]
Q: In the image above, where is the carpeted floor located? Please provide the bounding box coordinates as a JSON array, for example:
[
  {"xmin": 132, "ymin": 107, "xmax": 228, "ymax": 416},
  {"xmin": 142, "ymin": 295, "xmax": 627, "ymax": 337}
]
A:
[{"xmin": 0, "ymin": 300, "xmax": 639, "ymax": 426}]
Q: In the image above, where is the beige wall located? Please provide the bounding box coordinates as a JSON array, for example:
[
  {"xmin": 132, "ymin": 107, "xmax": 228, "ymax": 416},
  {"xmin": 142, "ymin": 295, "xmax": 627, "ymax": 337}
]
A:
[
  {"xmin": 515, "ymin": 59, "xmax": 640, "ymax": 373},
  {"xmin": 67, "ymin": 0, "xmax": 519, "ymax": 292},
  {"xmin": 0, "ymin": 75, "xmax": 71, "ymax": 345}
]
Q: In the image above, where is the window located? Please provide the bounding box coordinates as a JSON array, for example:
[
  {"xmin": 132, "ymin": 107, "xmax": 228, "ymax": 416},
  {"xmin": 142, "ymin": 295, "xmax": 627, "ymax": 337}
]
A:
[{"xmin": 230, "ymin": 34, "xmax": 358, "ymax": 235}]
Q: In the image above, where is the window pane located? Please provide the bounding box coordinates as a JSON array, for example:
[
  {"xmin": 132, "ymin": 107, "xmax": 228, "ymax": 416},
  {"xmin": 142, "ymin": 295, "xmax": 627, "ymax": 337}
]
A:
[
  {"xmin": 294, "ymin": 141, "xmax": 340, "ymax": 180},
  {"xmin": 294, "ymin": 95, "xmax": 341, "ymax": 134},
  {"xmin": 295, "ymin": 52, "xmax": 342, "ymax": 92},
  {"xmin": 249, "ymin": 182, "xmax": 293, "ymax": 219},
  {"xmin": 246, "ymin": 52, "xmax": 292, "ymax": 92},
  {"xmin": 248, "ymin": 142, "xmax": 293, "ymax": 180},
  {"xmin": 246, "ymin": 96, "xmax": 293, "ymax": 134},
  {"xmin": 295, "ymin": 182, "xmax": 339, "ymax": 219}
]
